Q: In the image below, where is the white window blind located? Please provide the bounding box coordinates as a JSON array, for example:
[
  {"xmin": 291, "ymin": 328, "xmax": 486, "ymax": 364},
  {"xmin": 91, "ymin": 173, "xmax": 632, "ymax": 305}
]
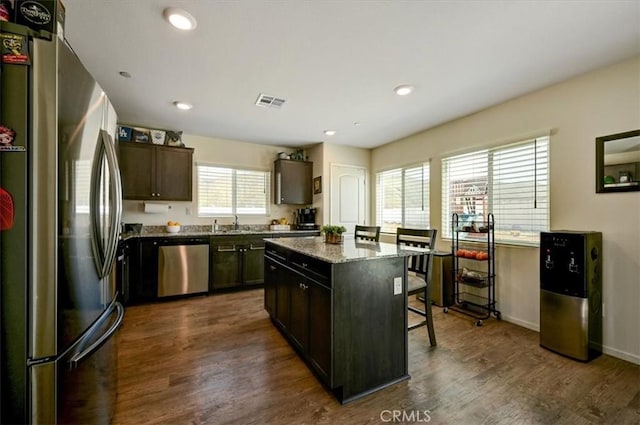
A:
[
  {"xmin": 198, "ymin": 165, "xmax": 269, "ymax": 216},
  {"xmin": 441, "ymin": 136, "xmax": 549, "ymax": 245},
  {"xmin": 376, "ymin": 162, "xmax": 430, "ymax": 233}
]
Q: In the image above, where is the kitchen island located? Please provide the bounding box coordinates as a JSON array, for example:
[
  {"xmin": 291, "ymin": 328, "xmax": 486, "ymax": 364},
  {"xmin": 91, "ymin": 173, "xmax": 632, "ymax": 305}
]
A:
[{"xmin": 263, "ymin": 236, "xmax": 428, "ymax": 404}]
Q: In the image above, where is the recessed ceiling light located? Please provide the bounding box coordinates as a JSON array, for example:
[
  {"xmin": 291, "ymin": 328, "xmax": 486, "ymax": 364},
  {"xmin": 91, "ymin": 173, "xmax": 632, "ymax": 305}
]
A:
[
  {"xmin": 353, "ymin": 122, "xmax": 361, "ymax": 126},
  {"xmin": 394, "ymin": 85, "xmax": 414, "ymax": 96},
  {"xmin": 163, "ymin": 7, "xmax": 197, "ymax": 31},
  {"xmin": 173, "ymin": 101, "xmax": 193, "ymax": 110},
  {"xmin": 324, "ymin": 130, "xmax": 336, "ymax": 136}
]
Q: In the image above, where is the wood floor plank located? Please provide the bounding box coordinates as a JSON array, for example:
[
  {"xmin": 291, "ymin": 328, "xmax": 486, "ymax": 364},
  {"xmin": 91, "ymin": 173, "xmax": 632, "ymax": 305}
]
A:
[{"xmin": 113, "ymin": 291, "xmax": 640, "ymax": 425}]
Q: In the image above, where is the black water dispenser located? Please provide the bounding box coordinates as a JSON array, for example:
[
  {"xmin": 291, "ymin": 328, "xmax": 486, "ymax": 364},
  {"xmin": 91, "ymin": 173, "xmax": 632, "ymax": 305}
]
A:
[{"xmin": 539, "ymin": 231, "xmax": 602, "ymax": 361}]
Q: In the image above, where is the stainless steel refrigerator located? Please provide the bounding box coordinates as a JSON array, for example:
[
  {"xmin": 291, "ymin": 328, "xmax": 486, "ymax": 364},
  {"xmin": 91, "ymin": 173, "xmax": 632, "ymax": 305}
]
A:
[{"xmin": 1, "ymin": 22, "xmax": 124, "ymax": 424}]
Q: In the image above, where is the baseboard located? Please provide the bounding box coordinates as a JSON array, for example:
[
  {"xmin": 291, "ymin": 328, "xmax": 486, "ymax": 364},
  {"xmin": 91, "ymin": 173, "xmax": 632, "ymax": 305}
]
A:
[
  {"xmin": 602, "ymin": 346, "xmax": 640, "ymax": 365},
  {"xmin": 501, "ymin": 314, "xmax": 539, "ymax": 332},
  {"xmin": 501, "ymin": 314, "xmax": 640, "ymax": 365}
]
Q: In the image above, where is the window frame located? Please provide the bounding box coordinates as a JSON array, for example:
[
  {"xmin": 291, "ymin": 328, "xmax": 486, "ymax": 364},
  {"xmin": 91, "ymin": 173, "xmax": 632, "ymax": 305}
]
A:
[
  {"xmin": 375, "ymin": 161, "xmax": 431, "ymax": 234},
  {"xmin": 196, "ymin": 163, "xmax": 271, "ymax": 217},
  {"xmin": 441, "ymin": 136, "xmax": 550, "ymax": 246}
]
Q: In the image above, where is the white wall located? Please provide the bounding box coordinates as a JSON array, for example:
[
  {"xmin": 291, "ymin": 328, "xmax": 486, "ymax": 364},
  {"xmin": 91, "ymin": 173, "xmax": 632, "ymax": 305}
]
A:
[
  {"xmin": 121, "ymin": 134, "xmax": 300, "ymax": 226},
  {"xmin": 372, "ymin": 56, "xmax": 640, "ymax": 364},
  {"xmin": 318, "ymin": 143, "xmax": 371, "ymax": 225}
]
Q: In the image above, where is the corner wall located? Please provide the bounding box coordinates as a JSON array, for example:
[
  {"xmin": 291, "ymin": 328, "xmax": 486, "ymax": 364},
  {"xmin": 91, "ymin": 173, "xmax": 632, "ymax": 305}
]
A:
[{"xmin": 372, "ymin": 56, "xmax": 640, "ymax": 364}]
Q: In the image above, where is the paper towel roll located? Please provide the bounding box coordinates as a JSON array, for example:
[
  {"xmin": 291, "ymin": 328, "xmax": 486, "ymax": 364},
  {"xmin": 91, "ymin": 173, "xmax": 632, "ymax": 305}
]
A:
[{"xmin": 144, "ymin": 202, "xmax": 170, "ymax": 214}]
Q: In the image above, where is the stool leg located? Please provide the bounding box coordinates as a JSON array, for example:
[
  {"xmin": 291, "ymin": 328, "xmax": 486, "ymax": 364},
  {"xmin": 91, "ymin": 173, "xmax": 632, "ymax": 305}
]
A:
[{"xmin": 425, "ymin": 283, "xmax": 437, "ymax": 347}]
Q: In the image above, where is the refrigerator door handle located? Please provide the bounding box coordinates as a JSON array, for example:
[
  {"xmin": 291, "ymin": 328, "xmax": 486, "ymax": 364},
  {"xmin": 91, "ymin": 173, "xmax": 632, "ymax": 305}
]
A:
[
  {"xmin": 89, "ymin": 129, "xmax": 123, "ymax": 279},
  {"xmin": 69, "ymin": 301, "xmax": 124, "ymax": 369},
  {"xmin": 101, "ymin": 130, "xmax": 123, "ymax": 275}
]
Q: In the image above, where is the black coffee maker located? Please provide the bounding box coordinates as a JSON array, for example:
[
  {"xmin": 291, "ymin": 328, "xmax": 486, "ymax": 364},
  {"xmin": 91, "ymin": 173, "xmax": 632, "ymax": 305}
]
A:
[{"xmin": 295, "ymin": 207, "xmax": 317, "ymax": 230}]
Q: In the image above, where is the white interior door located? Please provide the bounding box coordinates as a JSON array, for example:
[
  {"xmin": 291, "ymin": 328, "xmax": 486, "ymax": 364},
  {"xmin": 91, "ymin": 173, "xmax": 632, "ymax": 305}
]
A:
[{"xmin": 330, "ymin": 164, "xmax": 366, "ymax": 235}]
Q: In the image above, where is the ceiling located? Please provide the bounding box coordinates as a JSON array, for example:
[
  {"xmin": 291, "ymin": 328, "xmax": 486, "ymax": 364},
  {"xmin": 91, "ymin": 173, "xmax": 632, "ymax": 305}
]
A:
[{"xmin": 62, "ymin": 1, "xmax": 640, "ymax": 149}]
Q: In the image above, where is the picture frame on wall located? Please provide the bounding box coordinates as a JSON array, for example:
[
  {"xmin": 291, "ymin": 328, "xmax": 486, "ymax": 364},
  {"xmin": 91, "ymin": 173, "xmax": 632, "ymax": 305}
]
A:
[
  {"xmin": 117, "ymin": 126, "xmax": 132, "ymax": 142},
  {"xmin": 131, "ymin": 128, "xmax": 150, "ymax": 143},
  {"xmin": 165, "ymin": 130, "xmax": 185, "ymax": 147},
  {"xmin": 313, "ymin": 176, "xmax": 322, "ymax": 194}
]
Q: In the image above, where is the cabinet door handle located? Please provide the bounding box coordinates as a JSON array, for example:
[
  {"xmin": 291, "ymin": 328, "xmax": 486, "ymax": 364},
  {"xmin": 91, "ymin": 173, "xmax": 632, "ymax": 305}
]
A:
[
  {"xmin": 269, "ymin": 265, "xmax": 276, "ymax": 271},
  {"xmin": 217, "ymin": 245, "xmax": 236, "ymax": 252},
  {"xmin": 250, "ymin": 244, "xmax": 265, "ymax": 250}
]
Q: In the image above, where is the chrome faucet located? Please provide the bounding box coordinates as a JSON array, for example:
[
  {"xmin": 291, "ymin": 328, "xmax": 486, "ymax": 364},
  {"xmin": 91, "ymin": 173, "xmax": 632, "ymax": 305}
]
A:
[{"xmin": 234, "ymin": 215, "xmax": 239, "ymax": 230}]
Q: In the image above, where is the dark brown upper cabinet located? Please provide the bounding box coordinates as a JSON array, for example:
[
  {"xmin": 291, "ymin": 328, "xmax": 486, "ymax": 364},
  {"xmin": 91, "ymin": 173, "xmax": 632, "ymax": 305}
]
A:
[
  {"xmin": 118, "ymin": 142, "xmax": 194, "ymax": 201},
  {"xmin": 274, "ymin": 159, "xmax": 312, "ymax": 204},
  {"xmin": 596, "ymin": 130, "xmax": 640, "ymax": 193}
]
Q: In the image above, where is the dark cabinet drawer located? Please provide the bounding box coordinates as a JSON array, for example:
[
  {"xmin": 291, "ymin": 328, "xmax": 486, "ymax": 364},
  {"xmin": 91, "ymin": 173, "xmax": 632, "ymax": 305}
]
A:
[
  {"xmin": 265, "ymin": 243, "xmax": 288, "ymax": 263},
  {"xmin": 288, "ymin": 251, "xmax": 331, "ymax": 287}
]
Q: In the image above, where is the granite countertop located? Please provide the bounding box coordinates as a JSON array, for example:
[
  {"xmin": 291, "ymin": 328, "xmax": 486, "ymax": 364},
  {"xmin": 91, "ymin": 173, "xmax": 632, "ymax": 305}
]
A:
[
  {"xmin": 266, "ymin": 236, "xmax": 430, "ymax": 264},
  {"xmin": 120, "ymin": 225, "xmax": 319, "ymax": 241}
]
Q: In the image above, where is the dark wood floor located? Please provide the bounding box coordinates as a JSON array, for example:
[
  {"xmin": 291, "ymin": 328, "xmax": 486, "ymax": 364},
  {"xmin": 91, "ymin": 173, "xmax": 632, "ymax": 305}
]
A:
[{"xmin": 113, "ymin": 290, "xmax": 640, "ymax": 425}]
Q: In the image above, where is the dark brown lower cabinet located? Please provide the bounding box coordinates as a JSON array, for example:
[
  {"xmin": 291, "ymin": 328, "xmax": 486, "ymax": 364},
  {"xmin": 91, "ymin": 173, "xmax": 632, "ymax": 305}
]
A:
[
  {"xmin": 133, "ymin": 239, "xmax": 158, "ymax": 303},
  {"xmin": 288, "ymin": 275, "xmax": 331, "ymax": 381},
  {"xmin": 211, "ymin": 236, "xmax": 265, "ymax": 290},
  {"xmin": 265, "ymin": 255, "xmax": 331, "ymax": 384},
  {"xmin": 242, "ymin": 241, "xmax": 265, "ymax": 286},
  {"xmin": 263, "ymin": 258, "xmax": 278, "ymax": 317},
  {"xmin": 306, "ymin": 278, "xmax": 331, "ymax": 381},
  {"xmin": 264, "ymin": 242, "xmax": 407, "ymax": 404},
  {"xmin": 211, "ymin": 241, "xmax": 242, "ymax": 290}
]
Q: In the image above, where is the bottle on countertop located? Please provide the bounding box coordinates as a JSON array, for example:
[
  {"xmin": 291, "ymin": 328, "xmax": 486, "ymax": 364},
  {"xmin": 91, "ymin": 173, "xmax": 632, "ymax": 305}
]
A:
[{"xmin": 213, "ymin": 219, "xmax": 219, "ymax": 233}]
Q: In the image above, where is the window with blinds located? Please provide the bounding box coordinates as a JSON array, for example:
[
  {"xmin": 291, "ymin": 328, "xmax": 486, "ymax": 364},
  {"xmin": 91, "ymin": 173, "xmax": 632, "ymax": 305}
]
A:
[
  {"xmin": 376, "ymin": 162, "xmax": 430, "ymax": 233},
  {"xmin": 197, "ymin": 164, "xmax": 269, "ymax": 216},
  {"xmin": 441, "ymin": 136, "xmax": 549, "ymax": 245}
]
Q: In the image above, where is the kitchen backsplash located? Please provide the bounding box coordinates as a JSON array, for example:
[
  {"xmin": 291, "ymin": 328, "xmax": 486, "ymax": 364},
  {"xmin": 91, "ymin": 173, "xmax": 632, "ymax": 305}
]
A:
[
  {"xmin": 121, "ymin": 200, "xmax": 302, "ymax": 227},
  {"xmin": 139, "ymin": 224, "xmax": 273, "ymax": 234}
]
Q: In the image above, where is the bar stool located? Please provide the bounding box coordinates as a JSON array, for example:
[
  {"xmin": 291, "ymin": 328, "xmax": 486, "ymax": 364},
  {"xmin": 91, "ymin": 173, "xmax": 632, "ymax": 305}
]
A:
[
  {"xmin": 354, "ymin": 225, "xmax": 381, "ymax": 242},
  {"xmin": 396, "ymin": 228, "xmax": 437, "ymax": 347}
]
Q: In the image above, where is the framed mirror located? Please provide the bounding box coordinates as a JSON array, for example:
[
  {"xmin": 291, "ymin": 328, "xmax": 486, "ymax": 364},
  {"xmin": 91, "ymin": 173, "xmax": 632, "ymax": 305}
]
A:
[{"xmin": 596, "ymin": 129, "xmax": 640, "ymax": 193}]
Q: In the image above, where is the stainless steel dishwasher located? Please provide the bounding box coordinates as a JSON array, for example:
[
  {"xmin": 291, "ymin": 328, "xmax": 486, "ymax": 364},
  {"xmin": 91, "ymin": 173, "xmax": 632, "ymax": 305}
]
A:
[{"xmin": 157, "ymin": 237, "xmax": 210, "ymax": 297}]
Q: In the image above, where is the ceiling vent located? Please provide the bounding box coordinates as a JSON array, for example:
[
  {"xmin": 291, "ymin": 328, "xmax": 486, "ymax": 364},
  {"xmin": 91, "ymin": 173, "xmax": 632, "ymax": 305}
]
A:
[{"xmin": 255, "ymin": 93, "xmax": 286, "ymax": 109}]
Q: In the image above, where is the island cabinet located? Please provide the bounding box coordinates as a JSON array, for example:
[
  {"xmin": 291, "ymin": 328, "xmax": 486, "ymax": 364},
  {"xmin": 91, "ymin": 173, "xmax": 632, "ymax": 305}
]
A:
[
  {"xmin": 283, "ymin": 262, "xmax": 332, "ymax": 382},
  {"xmin": 118, "ymin": 142, "xmax": 193, "ymax": 201},
  {"xmin": 264, "ymin": 237, "xmax": 412, "ymax": 404}
]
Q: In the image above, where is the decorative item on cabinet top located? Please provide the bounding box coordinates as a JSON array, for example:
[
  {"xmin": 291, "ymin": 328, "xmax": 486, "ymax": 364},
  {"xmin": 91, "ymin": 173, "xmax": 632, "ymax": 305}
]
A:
[
  {"xmin": 118, "ymin": 125, "xmax": 185, "ymax": 147},
  {"xmin": 276, "ymin": 148, "xmax": 305, "ymax": 161}
]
